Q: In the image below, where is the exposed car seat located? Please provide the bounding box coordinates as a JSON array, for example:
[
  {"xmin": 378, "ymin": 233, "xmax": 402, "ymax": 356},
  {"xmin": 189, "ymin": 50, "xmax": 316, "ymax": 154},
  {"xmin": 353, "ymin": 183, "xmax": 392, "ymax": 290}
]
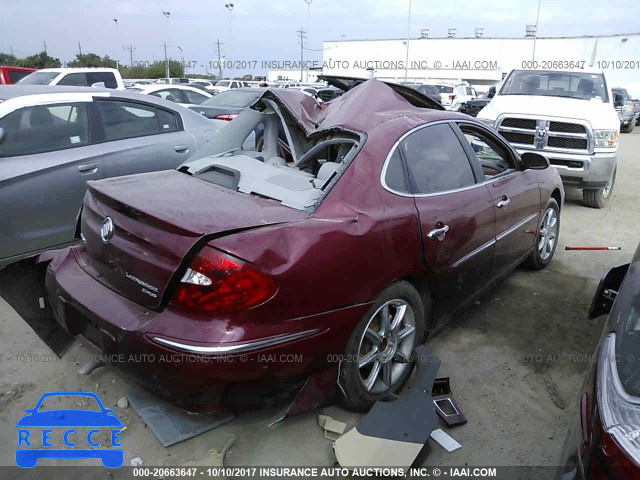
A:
[{"xmin": 317, "ymin": 162, "xmax": 340, "ymax": 182}]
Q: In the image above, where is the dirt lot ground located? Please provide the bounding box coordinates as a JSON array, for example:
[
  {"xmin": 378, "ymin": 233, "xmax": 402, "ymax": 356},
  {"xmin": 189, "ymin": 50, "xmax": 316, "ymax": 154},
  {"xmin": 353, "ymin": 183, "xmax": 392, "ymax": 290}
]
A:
[{"xmin": 1, "ymin": 130, "xmax": 638, "ymax": 476}]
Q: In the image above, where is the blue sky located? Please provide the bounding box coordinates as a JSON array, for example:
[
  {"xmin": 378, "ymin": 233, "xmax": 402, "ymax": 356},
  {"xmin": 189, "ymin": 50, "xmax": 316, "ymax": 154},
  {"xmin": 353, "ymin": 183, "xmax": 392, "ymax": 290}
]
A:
[{"xmin": 2, "ymin": 0, "xmax": 638, "ymax": 75}]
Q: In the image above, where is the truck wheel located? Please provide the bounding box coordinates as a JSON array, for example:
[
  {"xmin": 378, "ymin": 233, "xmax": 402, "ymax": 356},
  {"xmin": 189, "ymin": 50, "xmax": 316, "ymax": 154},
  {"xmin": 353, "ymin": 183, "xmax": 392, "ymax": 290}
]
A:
[
  {"xmin": 583, "ymin": 168, "xmax": 616, "ymax": 209},
  {"xmin": 338, "ymin": 281, "xmax": 425, "ymax": 412}
]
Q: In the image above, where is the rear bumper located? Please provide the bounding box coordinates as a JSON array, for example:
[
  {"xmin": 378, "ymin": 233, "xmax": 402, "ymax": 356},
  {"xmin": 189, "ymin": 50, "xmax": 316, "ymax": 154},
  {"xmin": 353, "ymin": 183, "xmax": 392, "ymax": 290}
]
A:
[
  {"xmin": 515, "ymin": 148, "xmax": 617, "ymax": 189},
  {"xmin": 45, "ymin": 246, "xmax": 370, "ymax": 411}
]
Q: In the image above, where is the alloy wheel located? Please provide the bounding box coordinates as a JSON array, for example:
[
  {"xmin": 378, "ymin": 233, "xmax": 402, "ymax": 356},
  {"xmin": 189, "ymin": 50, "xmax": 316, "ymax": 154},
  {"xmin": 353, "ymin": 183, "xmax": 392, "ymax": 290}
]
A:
[
  {"xmin": 356, "ymin": 299, "xmax": 417, "ymax": 394},
  {"xmin": 538, "ymin": 207, "xmax": 559, "ymax": 260}
]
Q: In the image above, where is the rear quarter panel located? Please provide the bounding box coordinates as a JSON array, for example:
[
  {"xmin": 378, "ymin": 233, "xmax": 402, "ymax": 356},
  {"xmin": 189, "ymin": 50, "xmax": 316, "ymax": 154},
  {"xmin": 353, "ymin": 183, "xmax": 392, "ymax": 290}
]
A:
[{"xmin": 211, "ymin": 119, "xmax": 427, "ymax": 322}]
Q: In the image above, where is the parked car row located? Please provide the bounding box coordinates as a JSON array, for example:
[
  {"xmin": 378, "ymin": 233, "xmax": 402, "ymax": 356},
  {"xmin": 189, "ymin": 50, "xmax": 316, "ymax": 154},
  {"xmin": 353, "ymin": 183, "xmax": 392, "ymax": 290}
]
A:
[
  {"xmin": 612, "ymin": 87, "xmax": 637, "ymax": 133},
  {"xmin": 14, "ymin": 76, "xmax": 562, "ymax": 414},
  {"xmin": 0, "ymin": 85, "xmax": 225, "ymax": 268}
]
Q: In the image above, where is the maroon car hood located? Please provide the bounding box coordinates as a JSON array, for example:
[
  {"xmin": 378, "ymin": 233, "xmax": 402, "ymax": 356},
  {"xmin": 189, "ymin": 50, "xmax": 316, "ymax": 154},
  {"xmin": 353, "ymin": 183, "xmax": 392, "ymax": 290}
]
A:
[{"xmin": 80, "ymin": 170, "xmax": 306, "ymax": 309}]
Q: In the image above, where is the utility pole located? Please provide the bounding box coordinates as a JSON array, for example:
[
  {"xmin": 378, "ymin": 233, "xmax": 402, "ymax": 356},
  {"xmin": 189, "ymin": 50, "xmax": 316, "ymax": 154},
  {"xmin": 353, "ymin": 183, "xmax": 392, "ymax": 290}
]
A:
[
  {"xmin": 532, "ymin": 0, "xmax": 542, "ymax": 61},
  {"xmin": 123, "ymin": 45, "xmax": 135, "ymax": 67},
  {"xmin": 9, "ymin": 45, "xmax": 14, "ymax": 57},
  {"xmin": 162, "ymin": 11, "xmax": 171, "ymax": 79},
  {"xmin": 297, "ymin": 27, "xmax": 306, "ymax": 82},
  {"xmin": 164, "ymin": 42, "xmax": 170, "ymax": 78},
  {"xmin": 216, "ymin": 39, "xmax": 224, "ymax": 79},
  {"xmin": 404, "ymin": 0, "xmax": 412, "ymax": 81},
  {"xmin": 43, "ymin": 41, "xmax": 47, "ymax": 54},
  {"xmin": 78, "ymin": 42, "xmax": 83, "ymax": 56}
]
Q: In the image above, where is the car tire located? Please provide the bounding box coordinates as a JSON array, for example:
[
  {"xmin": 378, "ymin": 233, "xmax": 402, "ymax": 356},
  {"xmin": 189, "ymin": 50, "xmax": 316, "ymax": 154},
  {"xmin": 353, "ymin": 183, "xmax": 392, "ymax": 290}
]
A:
[
  {"xmin": 338, "ymin": 280, "xmax": 426, "ymax": 412},
  {"xmin": 627, "ymin": 121, "xmax": 635, "ymax": 133},
  {"xmin": 524, "ymin": 198, "xmax": 560, "ymax": 270},
  {"xmin": 583, "ymin": 168, "xmax": 616, "ymax": 209}
]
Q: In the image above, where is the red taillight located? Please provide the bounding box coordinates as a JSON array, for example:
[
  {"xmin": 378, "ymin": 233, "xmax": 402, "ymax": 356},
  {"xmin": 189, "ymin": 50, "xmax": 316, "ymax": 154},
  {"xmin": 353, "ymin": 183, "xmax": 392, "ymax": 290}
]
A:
[
  {"xmin": 449, "ymin": 94, "xmax": 456, "ymax": 100},
  {"xmin": 592, "ymin": 432, "xmax": 640, "ymax": 480},
  {"xmin": 581, "ymin": 393, "xmax": 590, "ymax": 444},
  {"xmin": 171, "ymin": 247, "xmax": 277, "ymax": 315},
  {"xmin": 214, "ymin": 114, "xmax": 238, "ymax": 121},
  {"xmin": 590, "ymin": 333, "xmax": 640, "ymax": 479}
]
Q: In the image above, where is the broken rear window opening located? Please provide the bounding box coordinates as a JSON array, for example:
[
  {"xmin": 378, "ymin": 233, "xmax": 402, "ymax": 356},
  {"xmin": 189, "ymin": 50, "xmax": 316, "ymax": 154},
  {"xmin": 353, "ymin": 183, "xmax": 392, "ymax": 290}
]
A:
[{"xmin": 180, "ymin": 91, "xmax": 364, "ymax": 212}]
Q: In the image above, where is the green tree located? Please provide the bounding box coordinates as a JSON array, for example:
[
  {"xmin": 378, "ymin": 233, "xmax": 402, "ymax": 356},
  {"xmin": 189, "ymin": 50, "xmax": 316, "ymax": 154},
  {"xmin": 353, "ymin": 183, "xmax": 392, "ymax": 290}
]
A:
[
  {"xmin": 0, "ymin": 53, "xmax": 17, "ymax": 65},
  {"xmin": 146, "ymin": 60, "xmax": 185, "ymax": 79},
  {"xmin": 68, "ymin": 52, "xmax": 103, "ymax": 67},
  {"xmin": 119, "ymin": 65, "xmax": 149, "ymax": 79},
  {"xmin": 101, "ymin": 55, "xmax": 118, "ymax": 69},
  {"xmin": 15, "ymin": 51, "xmax": 61, "ymax": 69}
]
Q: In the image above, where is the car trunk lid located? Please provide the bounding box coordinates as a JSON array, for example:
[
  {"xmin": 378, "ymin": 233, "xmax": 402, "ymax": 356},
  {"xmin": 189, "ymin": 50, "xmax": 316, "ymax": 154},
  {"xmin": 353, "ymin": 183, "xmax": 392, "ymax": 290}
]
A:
[{"xmin": 80, "ymin": 169, "xmax": 306, "ymax": 309}]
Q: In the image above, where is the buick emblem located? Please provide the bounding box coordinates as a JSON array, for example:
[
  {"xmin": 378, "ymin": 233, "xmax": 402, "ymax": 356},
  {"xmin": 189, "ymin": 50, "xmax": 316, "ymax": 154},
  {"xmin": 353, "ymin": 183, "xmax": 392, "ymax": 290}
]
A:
[{"xmin": 101, "ymin": 217, "xmax": 115, "ymax": 243}]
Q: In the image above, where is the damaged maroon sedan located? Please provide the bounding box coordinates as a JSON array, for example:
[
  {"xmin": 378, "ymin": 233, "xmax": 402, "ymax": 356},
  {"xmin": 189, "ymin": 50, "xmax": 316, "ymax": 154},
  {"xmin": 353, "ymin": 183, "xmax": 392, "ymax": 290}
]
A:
[{"xmin": 46, "ymin": 78, "xmax": 564, "ymax": 412}]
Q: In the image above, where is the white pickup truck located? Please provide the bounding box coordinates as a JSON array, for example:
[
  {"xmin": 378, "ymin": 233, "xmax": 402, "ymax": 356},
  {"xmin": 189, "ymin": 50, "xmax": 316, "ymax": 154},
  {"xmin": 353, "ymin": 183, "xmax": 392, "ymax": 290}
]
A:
[
  {"xmin": 477, "ymin": 68, "xmax": 619, "ymax": 208},
  {"xmin": 16, "ymin": 68, "xmax": 125, "ymax": 90}
]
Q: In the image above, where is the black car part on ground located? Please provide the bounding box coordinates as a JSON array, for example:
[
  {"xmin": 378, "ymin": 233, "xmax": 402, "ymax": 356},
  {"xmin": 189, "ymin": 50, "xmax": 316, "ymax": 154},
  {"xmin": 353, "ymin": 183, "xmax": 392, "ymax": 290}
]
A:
[{"xmin": 334, "ymin": 345, "xmax": 441, "ymax": 468}]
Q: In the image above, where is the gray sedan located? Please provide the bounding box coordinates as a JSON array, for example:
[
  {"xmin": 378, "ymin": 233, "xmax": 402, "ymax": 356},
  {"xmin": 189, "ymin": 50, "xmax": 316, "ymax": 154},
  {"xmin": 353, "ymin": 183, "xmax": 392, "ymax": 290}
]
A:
[{"xmin": 0, "ymin": 85, "xmax": 225, "ymax": 268}]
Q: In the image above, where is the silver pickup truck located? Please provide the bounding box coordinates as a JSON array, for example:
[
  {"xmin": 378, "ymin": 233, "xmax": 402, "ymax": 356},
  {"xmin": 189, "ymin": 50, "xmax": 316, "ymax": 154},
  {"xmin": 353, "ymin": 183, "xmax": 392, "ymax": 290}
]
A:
[{"xmin": 477, "ymin": 68, "xmax": 620, "ymax": 208}]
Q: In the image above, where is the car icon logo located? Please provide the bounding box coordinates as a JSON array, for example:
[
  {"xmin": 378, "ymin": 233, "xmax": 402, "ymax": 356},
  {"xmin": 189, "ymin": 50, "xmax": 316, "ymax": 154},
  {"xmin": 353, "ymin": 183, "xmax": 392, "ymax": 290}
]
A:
[
  {"xmin": 101, "ymin": 217, "xmax": 115, "ymax": 243},
  {"xmin": 15, "ymin": 391, "xmax": 124, "ymax": 468}
]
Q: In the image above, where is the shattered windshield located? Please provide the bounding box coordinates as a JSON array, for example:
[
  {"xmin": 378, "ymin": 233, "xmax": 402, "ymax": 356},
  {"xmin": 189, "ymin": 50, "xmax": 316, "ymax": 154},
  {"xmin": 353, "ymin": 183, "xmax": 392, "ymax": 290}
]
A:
[{"xmin": 500, "ymin": 70, "xmax": 609, "ymax": 102}]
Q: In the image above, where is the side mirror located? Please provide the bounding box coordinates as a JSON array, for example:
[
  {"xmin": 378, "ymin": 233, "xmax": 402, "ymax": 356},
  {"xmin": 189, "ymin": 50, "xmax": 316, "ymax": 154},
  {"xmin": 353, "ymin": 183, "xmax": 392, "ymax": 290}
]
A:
[
  {"xmin": 614, "ymin": 93, "xmax": 624, "ymax": 108},
  {"xmin": 488, "ymin": 86, "xmax": 496, "ymax": 98},
  {"xmin": 91, "ymin": 82, "xmax": 106, "ymax": 88},
  {"xmin": 589, "ymin": 263, "xmax": 629, "ymax": 319},
  {"xmin": 520, "ymin": 152, "xmax": 549, "ymax": 169},
  {"xmin": 0, "ymin": 127, "xmax": 5, "ymax": 145}
]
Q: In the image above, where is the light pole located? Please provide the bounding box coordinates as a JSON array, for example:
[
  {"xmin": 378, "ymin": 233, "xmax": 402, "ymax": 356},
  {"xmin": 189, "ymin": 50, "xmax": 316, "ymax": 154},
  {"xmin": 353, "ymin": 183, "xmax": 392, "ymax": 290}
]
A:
[
  {"xmin": 162, "ymin": 11, "xmax": 171, "ymax": 78},
  {"xmin": 404, "ymin": 0, "xmax": 412, "ymax": 81},
  {"xmin": 177, "ymin": 46, "xmax": 184, "ymax": 73},
  {"xmin": 225, "ymin": 3, "xmax": 234, "ymax": 77},
  {"xmin": 532, "ymin": 0, "xmax": 542, "ymax": 61},
  {"xmin": 304, "ymin": 0, "xmax": 312, "ymax": 36}
]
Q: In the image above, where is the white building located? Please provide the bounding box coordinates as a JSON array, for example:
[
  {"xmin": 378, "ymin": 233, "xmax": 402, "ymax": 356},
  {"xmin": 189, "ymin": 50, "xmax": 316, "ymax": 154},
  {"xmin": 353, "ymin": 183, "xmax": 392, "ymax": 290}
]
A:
[{"xmin": 320, "ymin": 31, "xmax": 640, "ymax": 95}]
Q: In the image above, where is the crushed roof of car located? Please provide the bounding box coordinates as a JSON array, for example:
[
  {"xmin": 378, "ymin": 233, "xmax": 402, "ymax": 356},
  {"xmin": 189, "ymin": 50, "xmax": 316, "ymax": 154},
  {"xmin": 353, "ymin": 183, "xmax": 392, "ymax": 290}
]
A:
[{"xmin": 262, "ymin": 79, "xmax": 454, "ymax": 136}]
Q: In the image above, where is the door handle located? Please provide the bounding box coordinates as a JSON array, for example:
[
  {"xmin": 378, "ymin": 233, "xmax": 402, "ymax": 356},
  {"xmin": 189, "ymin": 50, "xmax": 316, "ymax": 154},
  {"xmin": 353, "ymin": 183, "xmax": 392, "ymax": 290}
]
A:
[
  {"xmin": 496, "ymin": 196, "xmax": 511, "ymax": 208},
  {"xmin": 174, "ymin": 145, "xmax": 189, "ymax": 153},
  {"xmin": 427, "ymin": 225, "xmax": 450, "ymax": 240},
  {"xmin": 77, "ymin": 163, "xmax": 98, "ymax": 174}
]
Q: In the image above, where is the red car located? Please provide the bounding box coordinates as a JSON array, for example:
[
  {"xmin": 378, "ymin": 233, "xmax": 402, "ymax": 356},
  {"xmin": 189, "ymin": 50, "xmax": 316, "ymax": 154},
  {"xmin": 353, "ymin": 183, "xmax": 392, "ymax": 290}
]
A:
[
  {"xmin": 46, "ymin": 78, "xmax": 564, "ymax": 412},
  {"xmin": 0, "ymin": 66, "xmax": 37, "ymax": 85}
]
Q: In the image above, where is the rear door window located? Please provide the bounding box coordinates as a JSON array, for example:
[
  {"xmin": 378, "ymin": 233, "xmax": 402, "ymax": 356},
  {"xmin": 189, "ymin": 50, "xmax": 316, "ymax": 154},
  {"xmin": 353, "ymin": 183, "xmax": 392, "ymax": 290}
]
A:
[
  {"xmin": 399, "ymin": 123, "xmax": 476, "ymax": 194},
  {"xmin": 86, "ymin": 72, "xmax": 118, "ymax": 89},
  {"xmin": 183, "ymin": 89, "xmax": 209, "ymax": 105},
  {"xmin": 150, "ymin": 89, "xmax": 184, "ymax": 104},
  {"xmin": 96, "ymin": 100, "xmax": 179, "ymax": 141},
  {"xmin": 57, "ymin": 73, "xmax": 89, "ymax": 86},
  {"xmin": 7, "ymin": 70, "xmax": 33, "ymax": 83},
  {"xmin": 0, "ymin": 103, "xmax": 90, "ymax": 156}
]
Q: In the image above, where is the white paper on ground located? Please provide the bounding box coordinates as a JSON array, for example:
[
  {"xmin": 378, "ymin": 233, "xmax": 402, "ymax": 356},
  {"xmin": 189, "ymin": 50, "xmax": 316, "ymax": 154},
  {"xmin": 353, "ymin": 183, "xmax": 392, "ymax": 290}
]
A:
[{"xmin": 430, "ymin": 428, "xmax": 462, "ymax": 452}]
